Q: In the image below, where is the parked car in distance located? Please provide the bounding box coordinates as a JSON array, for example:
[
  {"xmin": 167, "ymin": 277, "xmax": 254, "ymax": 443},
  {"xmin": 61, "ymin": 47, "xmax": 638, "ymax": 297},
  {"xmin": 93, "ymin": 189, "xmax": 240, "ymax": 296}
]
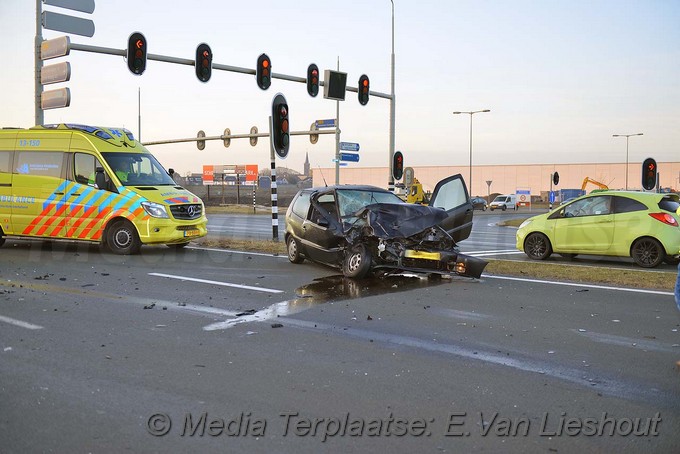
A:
[
  {"xmin": 285, "ymin": 175, "xmax": 488, "ymax": 279},
  {"xmin": 516, "ymin": 191, "xmax": 680, "ymax": 267},
  {"xmin": 489, "ymin": 194, "xmax": 517, "ymax": 211},
  {"xmin": 471, "ymin": 197, "xmax": 488, "ymax": 211}
]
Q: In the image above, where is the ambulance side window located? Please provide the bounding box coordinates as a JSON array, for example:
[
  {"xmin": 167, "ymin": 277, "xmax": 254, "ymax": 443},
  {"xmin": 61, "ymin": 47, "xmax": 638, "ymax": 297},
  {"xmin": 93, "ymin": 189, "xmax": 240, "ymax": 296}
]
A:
[
  {"xmin": 15, "ymin": 151, "xmax": 63, "ymax": 178},
  {"xmin": 0, "ymin": 151, "xmax": 12, "ymax": 174},
  {"xmin": 74, "ymin": 153, "xmax": 104, "ymax": 186}
]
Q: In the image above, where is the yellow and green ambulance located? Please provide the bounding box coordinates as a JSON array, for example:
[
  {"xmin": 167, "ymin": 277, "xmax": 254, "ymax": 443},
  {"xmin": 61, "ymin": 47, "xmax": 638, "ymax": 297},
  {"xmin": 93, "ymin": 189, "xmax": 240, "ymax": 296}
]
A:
[{"xmin": 0, "ymin": 124, "xmax": 207, "ymax": 254}]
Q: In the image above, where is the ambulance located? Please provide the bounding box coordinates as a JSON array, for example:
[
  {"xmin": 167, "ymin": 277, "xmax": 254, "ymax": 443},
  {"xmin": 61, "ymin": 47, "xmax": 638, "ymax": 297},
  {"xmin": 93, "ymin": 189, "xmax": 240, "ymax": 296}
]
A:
[{"xmin": 0, "ymin": 124, "xmax": 207, "ymax": 254}]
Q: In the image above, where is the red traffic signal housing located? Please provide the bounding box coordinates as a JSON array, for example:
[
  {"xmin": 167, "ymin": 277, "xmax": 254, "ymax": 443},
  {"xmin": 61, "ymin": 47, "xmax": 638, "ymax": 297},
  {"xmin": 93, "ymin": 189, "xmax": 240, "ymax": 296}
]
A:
[
  {"xmin": 392, "ymin": 151, "xmax": 404, "ymax": 180},
  {"xmin": 195, "ymin": 43, "xmax": 212, "ymax": 82},
  {"xmin": 127, "ymin": 32, "xmax": 147, "ymax": 75},
  {"xmin": 257, "ymin": 54, "xmax": 271, "ymax": 90},
  {"xmin": 358, "ymin": 74, "xmax": 369, "ymax": 105},
  {"xmin": 307, "ymin": 64, "xmax": 319, "ymax": 97},
  {"xmin": 641, "ymin": 158, "xmax": 657, "ymax": 191},
  {"xmin": 272, "ymin": 93, "xmax": 289, "ymax": 159}
]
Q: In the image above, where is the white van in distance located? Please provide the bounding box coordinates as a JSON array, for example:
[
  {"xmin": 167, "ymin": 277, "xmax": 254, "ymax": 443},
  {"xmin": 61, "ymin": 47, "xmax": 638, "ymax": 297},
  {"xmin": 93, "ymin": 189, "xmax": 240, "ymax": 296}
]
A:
[{"xmin": 489, "ymin": 194, "xmax": 517, "ymax": 211}]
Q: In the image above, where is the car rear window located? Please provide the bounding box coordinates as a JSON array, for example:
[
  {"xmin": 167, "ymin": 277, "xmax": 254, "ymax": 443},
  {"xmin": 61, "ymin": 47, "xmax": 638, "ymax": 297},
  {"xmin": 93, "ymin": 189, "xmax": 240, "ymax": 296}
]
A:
[{"xmin": 659, "ymin": 196, "xmax": 680, "ymax": 214}]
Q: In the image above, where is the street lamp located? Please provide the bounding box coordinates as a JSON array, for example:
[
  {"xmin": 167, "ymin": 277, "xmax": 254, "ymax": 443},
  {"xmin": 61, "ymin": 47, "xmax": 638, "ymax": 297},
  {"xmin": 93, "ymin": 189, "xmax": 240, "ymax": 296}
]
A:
[
  {"xmin": 612, "ymin": 132, "xmax": 643, "ymax": 190},
  {"xmin": 388, "ymin": 0, "xmax": 396, "ymax": 191},
  {"xmin": 453, "ymin": 109, "xmax": 490, "ymax": 195}
]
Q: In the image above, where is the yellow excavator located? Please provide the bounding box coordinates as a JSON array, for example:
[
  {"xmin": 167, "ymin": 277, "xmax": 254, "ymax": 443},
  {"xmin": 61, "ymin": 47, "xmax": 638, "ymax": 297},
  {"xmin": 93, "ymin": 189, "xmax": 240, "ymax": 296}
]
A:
[
  {"xmin": 405, "ymin": 178, "xmax": 430, "ymax": 204},
  {"xmin": 581, "ymin": 177, "xmax": 609, "ymax": 192}
]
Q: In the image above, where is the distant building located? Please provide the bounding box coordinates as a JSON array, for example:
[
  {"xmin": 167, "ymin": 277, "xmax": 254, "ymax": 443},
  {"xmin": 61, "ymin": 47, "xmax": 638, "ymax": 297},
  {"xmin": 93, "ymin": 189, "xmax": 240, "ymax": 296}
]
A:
[{"xmin": 304, "ymin": 152, "xmax": 310, "ymax": 177}]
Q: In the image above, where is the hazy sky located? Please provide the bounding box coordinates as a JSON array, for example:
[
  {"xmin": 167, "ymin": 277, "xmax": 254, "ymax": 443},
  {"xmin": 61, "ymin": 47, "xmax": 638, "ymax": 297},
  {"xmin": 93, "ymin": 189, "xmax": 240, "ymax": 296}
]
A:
[{"xmin": 1, "ymin": 0, "xmax": 679, "ymax": 176}]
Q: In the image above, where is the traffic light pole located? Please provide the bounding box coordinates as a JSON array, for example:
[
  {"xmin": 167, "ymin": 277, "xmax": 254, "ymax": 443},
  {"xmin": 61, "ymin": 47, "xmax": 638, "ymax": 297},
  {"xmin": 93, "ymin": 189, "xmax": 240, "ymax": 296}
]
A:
[{"xmin": 268, "ymin": 116, "xmax": 279, "ymax": 241}]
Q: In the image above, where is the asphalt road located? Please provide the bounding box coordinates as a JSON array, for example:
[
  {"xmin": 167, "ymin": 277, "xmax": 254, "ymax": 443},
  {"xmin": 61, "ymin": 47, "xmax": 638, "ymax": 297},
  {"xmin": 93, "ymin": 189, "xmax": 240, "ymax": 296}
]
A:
[{"xmin": 1, "ymin": 241, "xmax": 679, "ymax": 452}]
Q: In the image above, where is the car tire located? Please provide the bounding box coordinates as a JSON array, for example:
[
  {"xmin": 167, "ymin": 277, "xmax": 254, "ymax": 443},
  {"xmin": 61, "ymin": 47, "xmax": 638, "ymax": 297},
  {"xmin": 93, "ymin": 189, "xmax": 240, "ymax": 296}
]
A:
[
  {"xmin": 0, "ymin": 227, "xmax": 4, "ymax": 247},
  {"xmin": 631, "ymin": 237, "xmax": 664, "ymax": 268},
  {"xmin": 106, "ymin": 219, "xmax": 141, "ymax": 255},
  {"xmin": 482, "ymin": 206, "xmax": 487, "ymax": 211},
  {"xmin": 343, "ymin": 244, "xmax": 372, "ymax": 279},
  {"xmin": 524, "ymin": 233, "xmax": 552, "ymax": 260},
  {"xmin": 287, "ymin": 236, "xmax": 304, "ymax": 264},
  {"xmin": 502, "ymin": 205, "xmax": 507, "ymax": 211}
]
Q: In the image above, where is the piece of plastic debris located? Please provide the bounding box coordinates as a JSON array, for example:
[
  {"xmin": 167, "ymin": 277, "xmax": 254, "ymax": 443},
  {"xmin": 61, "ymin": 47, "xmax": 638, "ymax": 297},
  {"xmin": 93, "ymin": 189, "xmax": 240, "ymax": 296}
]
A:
[{"xmin": 271, "ymin": 323, "xmax": 283, "ymax": 328}]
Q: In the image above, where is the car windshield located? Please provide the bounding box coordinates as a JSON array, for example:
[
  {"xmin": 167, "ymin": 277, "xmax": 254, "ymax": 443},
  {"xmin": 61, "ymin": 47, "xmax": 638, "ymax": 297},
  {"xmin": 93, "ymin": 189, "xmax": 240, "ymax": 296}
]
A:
[
  {"xmin": 101, "ymin": 152, "xmax": 176, "ymax": 186},
  {"xmin": 336, "ymin": 189, "xmax": 403, "ymax": 218}
]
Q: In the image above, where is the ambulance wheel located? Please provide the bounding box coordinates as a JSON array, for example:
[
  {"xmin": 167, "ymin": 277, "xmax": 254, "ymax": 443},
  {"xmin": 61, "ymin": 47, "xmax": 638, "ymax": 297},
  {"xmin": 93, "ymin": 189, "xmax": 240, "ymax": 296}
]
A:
[
  {"xmin": 0, "ymin": 227, "xmax": 4, "ymax": 247},
  {"xmin": 107, "ymin": 220, "xmax": 141, "ymax": 255}
]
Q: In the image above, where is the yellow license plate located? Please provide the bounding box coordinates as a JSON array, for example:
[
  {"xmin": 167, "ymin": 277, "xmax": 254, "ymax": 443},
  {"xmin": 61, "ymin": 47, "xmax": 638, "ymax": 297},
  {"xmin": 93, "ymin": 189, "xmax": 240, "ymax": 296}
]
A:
[
  {"xmin": 404, "ymin": 250, "xmax": 441, "ymax": 260},
  {"xmin": 183, "ymin": 229, "xmax": 200, "ymax": 237}
]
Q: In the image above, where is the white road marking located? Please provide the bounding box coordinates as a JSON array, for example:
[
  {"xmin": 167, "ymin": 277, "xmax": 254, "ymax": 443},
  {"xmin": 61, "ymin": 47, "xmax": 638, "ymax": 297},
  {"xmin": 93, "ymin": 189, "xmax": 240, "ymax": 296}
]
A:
[
  {"xmin": 148, "ymin": 273, "xmax": 284, "ymax": 294},
  {"xmin": 483, "ymin": 274, "xmax": 673, "ymax": 296},
  {"xmin": 0, "ymin": 315, "xmax": 44, "ymax": 330}
]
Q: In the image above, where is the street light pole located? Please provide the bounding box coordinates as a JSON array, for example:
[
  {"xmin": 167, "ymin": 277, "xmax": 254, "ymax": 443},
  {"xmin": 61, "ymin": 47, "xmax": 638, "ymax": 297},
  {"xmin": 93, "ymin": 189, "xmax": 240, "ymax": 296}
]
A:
[
  {"xmin": 453, "ymin": 109, "xmax": 490, "ymax": 195},
  {"xmin": 388, "ymin": 0, "xmax": 396, "ymax": 191},
  {"xmin": 612, "ymin": 133, "xmax": 643, "ymax": 190}
]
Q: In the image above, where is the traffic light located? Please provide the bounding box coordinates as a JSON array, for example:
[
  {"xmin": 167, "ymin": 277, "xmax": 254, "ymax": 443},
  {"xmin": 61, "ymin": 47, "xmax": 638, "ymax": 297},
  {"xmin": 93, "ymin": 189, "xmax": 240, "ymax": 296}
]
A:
[
  {"xmin": 642, "ymin": 158, "xmax": 657, "ymax": 191},
  {"xmin": 358, "ymin": 74, "xmax": 369, "ymax": 105},
  {"xmin": 392, "ymin": 151, "xmax": 404, "ymax": 180},
  {"xmin": 256, "ymin": 53, "xmax": 271, "ymax": 90},
  {"xmin": 127, "ymin": 32, "xmax": 146, "ymax": 75},
  {"xmin": 307, "ymin": 64, "xmax": 319, "ymax": 97},
  {"xmin": 552, "ymin": 172, "xmax": 559, "ymax": 186},
  {"xmin": 272, "ymin": 93, "xmax": 289, "ymax": 159},
  {"xmin": 195, "ymin": 43, "xmax": 212, "ymax": 82}
]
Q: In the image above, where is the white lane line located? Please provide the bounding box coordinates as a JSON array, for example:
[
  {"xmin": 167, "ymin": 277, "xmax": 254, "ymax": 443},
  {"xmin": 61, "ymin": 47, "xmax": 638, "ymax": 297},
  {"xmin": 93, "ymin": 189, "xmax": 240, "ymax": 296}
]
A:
[
  {"xmin": 148, "ymin": 273, "xmax": 284, "ymax": 294},
  {"xmin": 0, "ymin": 315, "xmax": 44, "ymax": 330},
  {"xmin": 187, "ymin": 246, "xmax": 287, "ymax": 258},
  {"xmin": 483, "ymin": 274, "xmax": 673, "ymax": 296}
]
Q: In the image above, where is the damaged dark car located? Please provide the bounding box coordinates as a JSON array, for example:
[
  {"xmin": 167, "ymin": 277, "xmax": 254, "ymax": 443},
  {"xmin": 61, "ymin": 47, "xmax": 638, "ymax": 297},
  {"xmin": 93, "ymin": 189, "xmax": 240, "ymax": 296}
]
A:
[{"xmin": 284, "ymin": 174, "xmax": 488, "ymax": 279}]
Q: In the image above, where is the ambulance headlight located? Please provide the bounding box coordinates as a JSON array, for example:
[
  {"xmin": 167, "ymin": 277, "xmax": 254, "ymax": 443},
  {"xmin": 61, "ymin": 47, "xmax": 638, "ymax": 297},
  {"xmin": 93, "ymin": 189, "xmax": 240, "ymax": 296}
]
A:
[{"xmin": 141, "ymin": 201, "xmax": 169, "ymax": 218}]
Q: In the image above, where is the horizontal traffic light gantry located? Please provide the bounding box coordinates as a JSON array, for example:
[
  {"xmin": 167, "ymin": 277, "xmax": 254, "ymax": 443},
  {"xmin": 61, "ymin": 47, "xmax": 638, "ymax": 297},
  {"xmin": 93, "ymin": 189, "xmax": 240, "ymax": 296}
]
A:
[
  {"xmin": 195, "ymin": 43, "xmax": 212, "ymax": 83},
  {"xmin": 126, "ymin": 32, "xmax": 147, "ymax": 75},
  {"xmin": 257, "ymin": 53, "xmax": 271, "ymax": 90}
]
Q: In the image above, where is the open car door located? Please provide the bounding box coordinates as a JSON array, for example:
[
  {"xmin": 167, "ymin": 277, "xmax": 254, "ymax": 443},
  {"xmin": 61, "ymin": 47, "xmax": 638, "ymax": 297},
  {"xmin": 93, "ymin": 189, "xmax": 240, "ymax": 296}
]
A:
[{"xmin": 428, "ymin": 174, "xmax": 473, "ymax": 242}]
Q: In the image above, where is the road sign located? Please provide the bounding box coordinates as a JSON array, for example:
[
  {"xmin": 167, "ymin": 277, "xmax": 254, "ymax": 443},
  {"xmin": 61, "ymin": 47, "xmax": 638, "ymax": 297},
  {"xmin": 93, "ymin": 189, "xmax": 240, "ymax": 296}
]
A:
[
  {"xmin": 41, "ymin": 88, "xmax": 70, "ymax": 109},
  {"xmin": 41, "ymin": 62, "xmax": 71, "ymax": 85},
  {"xmin": 315, "ymin": 119, "xmax": 336, "ymax": 128},
  {"xmin": 42, "ymin": 11, "xmax": 95, "ymax": 37},
  {"xmin": 40, "ymin": 36, "xmax": 70, "ymax": 60},
  {"xmin": 339, "ymin": 142, "xmax": 360, "ymax": 152},
  {"xmin": 340, "ymin": 152, "xmax": 360, "ymax": 163},
  {"xmin": 43, "ymin": 0, "xmax": 95, "ymax": 14}
]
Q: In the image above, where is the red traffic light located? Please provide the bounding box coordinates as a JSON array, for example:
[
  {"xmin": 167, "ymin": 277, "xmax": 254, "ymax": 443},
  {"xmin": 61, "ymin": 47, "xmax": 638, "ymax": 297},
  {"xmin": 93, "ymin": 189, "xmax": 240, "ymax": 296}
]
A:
[
  {"xmin": 195, "ymin": 43, "xmax": 212, "ymax": 82},
  {"xmin": 641, "ymin": 157, "xmax": 657, "ymax": 191},
  {"xmin": 358, "ymin": 74, "xmax": 369, "ymax": 106},
  {"xmin": 272, "ymin": 93, "xmax": 289, "ymax": 159},
  {"xmin": 392, "ymin": 151, "xmax": 404, "ymax": 180},
  {"xmin": 307, "ymin": 63, "xmax": 319, "ymax": 97},
  {"xmin": 257, "ymin": 53, "xmax": 271, "ymax": 90},
  {"xmin": 127, "ymin": 32, "xmax": 147, "ymax": 75}
]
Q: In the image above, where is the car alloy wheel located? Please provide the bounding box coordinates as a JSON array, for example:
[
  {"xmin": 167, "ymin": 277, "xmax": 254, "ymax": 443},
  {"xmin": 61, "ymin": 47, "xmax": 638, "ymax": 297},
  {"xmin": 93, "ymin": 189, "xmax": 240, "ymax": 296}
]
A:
[
  {"xmin": 631, "ymin": 237, "xmax": 664, "ymax": 268},
  {"xmin": 524, "ymin": 232, "xmax": 552, "ymax": 260}
]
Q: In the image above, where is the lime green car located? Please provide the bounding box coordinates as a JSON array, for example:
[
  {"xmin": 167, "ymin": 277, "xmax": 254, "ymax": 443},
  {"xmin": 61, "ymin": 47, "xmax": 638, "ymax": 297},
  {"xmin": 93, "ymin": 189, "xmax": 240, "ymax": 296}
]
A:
[{"xmin": 516, "ymin": 191, "xmax": 680, "ymax": 268}]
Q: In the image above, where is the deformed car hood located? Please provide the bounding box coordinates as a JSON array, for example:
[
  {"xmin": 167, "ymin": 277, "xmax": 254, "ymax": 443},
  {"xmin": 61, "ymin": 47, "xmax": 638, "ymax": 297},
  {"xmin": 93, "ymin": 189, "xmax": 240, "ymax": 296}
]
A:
[{"xmin": 353, "ymin": 203, "xmax": 449, "ymax": 238}]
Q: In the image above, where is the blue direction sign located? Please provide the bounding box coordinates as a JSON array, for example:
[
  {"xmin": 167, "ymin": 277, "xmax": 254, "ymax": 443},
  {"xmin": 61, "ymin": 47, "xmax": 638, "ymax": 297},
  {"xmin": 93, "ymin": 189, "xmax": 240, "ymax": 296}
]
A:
[
  {"xmin": 340, "ymin": 152, "xmax": 360, "ymax": 162},
  {"xmin": 339, "ymin": 142, "xmax": 360, "ymax": 152},
  {"xmin": 315, "ymin": 119, "xmax": 336, "ymax": 128}
]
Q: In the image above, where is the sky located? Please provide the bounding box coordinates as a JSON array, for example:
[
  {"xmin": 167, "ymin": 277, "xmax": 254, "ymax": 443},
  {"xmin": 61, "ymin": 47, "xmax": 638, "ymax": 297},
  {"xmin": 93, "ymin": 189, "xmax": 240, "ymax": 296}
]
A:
[{"xmin": 1, "ymin": 0, "xmax": 679, "ymax": 177}]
